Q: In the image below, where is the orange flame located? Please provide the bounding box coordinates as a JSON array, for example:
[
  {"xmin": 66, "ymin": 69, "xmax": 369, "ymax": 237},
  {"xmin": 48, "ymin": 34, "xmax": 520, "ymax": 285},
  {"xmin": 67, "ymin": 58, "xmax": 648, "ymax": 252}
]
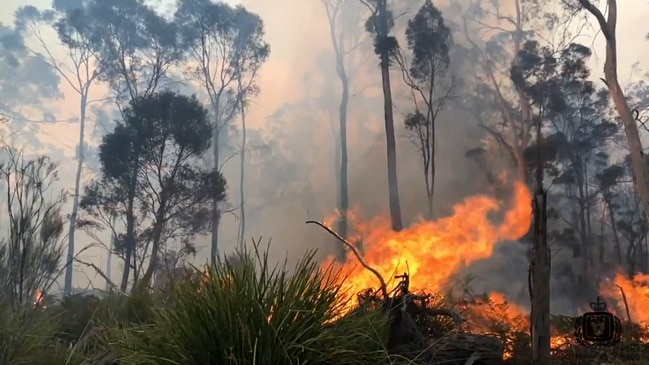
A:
[
  {"xmin": 33, "ymin": 289, "xmax": 44, "ymax": 306},
  {"xmin": 325, "ymin": 181, "xmax": 532, "ymax": 306},
  {"xmin": 601, "ymin": 272, "xmax": 649, "ymax": 324}
]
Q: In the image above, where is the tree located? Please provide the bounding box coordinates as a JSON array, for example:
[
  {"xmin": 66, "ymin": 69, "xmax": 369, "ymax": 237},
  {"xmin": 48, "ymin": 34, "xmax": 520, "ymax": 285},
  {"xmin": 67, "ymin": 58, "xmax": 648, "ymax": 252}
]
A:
[
  {"xmin": 360, "ymin": 0, "xmax": 403, "ymax": 231},
  {"xmin": 398, "ymin": 0, "xmax": 454, "ymax": 219},
  {"xmin": 81, "ymin": 91, "xmax": 225, "ymax": 293},
  {"xmin": 0, "ymin": 146, "xmax": 66, "ymax": 309},
  {"xmin": 320, "ymin": 0, "xmax": 368, "ymax": 258},
  {"xmin": 71, "ymin": 0, "xmax": 179, "ymax": 291},
  {"xmin": 512, "ymin": 39, "xmax": 623, "ymax": 363},
  {"xmin": 450, "ymin": 0, "xmax": 561, "ymax": 182},
  {"xmin": 566, "ymin": 0, "xmax": 649, "ymax": 226},
  {"xmin": 174, "ymin": 0, "xmax": 269, "ymax": 262},
  {"xmin": 15, "ymin": 3, "xmax": 104, "ymax": 294}
]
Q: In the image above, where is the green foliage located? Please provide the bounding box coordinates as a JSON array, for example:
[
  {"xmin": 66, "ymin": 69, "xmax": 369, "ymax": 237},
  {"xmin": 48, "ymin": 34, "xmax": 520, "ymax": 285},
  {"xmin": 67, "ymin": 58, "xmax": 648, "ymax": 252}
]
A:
[
  {"xmin": 110, "ymin": 249, "xmax": 392, "ymax": 364},
  {"xmin": 405, "ymin": 0, "xmax": 452, "ymax": 82},
  {"xmin": 81, "ymin": 91, "xmax": 226, "ymax": 292}
]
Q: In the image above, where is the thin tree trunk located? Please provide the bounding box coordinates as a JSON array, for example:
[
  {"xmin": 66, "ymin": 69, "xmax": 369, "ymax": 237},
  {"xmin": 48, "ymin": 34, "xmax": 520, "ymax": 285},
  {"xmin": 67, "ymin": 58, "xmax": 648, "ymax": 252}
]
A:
[
  {"xmin": 106, "ymin": 234, "xmax": 114, "ymax": 292},
  {"xmin": 136, "ymin": 197, "xmax": 167, "ymax": 292},
  {"xmin": 238, "ymin": 97, "xmax": 247, "ymax": 251},
  {"xmin": 337, "ymin": 70, "xmax": 350, "ymax": 259},
  {"xmin": 64, "ymin": 93, "xmax": 88, "ymax": 294},
  {"xmin": 578, "ymin": 0, "xmax": 649, "ymax": 224},
  {"xmin": 381, "ymin": 57, "xmax": 403, "ymax": 231},
  {"xmin": 606, "ymin": 195, "xmax": 623, "ymax": 265},
  {"xmin": 324, "ymin": 0, "xmax": 351, "ymax": 260},
  {"xmin": 531, "ymin": 189, "xmax": 551, "ymax": 365},
  {"xmin": 377, "ymin": 0, "xmax": 402, "ymax": 231},
  {"xmin": 120, "ymin": 157, "xmax": 139, "ymax": 292},
  {"xmin": 530, "ymin": 120, "xmax": 551, "ymax": 365},
  {"xmin": 428, "ymin": 120, "xmax": 436, "ymax": 219},
  {"xmin": 211, "ymin": 124, "xmax": 221, "ymax": 265}
]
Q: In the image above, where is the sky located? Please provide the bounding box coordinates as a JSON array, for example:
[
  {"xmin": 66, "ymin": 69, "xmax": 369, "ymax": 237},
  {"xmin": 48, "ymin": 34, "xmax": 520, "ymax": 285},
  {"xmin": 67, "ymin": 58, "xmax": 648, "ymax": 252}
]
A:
[{"xmin": 1, "ymin": 0, "xmax": 649, "ymax": 293}]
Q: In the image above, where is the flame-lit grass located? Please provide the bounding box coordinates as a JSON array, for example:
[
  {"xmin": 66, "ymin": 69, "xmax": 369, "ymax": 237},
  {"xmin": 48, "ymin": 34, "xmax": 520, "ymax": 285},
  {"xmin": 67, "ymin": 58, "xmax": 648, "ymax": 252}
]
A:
[{"xmin": 108, "ymin": 248, "xmax": 396, "ymax": 364}]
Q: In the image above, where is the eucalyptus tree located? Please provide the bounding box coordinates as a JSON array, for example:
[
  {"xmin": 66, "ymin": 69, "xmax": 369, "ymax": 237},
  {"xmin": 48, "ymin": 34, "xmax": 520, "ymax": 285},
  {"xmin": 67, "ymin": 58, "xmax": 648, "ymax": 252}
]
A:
[
  {"xmin": 360, "ymin": 0, "xmax": 403, "ymax": 231},
  {"xmin": 14, "ymin": 2, "xmax": 105, "ymax": 294},
  {"xmin": 81, "ymin": 91, "xmax": 225, "ymax": 293},
  {"xmin": 399, "ymin": 0, "xmax": 454, "ymax": 218},
  {"xmin": 70, "ymin": 0, "xmax": 179, "ymax": 291},
  {"xmin": 174, "ymin": 0, "xmax": 269, "ymax": 262}
]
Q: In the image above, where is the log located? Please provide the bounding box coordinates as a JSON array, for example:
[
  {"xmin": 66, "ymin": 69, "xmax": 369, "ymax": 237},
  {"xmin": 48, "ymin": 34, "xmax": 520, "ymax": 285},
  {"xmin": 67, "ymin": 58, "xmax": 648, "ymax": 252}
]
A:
[{"xmin": 427, "ymin": 333, "xmax": 505, "ymax": 365}]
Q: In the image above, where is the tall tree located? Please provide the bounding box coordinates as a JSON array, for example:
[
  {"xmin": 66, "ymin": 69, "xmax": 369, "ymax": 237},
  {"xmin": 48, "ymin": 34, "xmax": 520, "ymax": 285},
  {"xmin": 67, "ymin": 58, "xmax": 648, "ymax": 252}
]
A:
[
  {"xmin": 320, "ymin": 0, "xmax": 368, "ymax": 258},
  {"xmin": 75, "ymin": 0, "xmax": 178, "ymax": 291},
  {"xmin": 565, "ymin": 0, "xmax": 649, "ymax": 225},
  {"xmin": 512, "ymin": 40, "xmax": 615, "ymax": 363},
  {"xmin": 82, "ymin": 91, "xmax": 225, "ymax": 293},
  {"xmin": 360, "ymin": 0, "xmax": 403, "ymax": 231},
  {"xmin": 398, "ymin": 0, "xmax": 454, "ymax": 219},
  {"xmin": 174, "ymin": 0, "xmax": 269, "ymax": 263},
  {"xmin": 15, "ymin": 3, "xmax": 104, "ymax": 294},
  {"xmin": 0, "ymin": 146, "xmax": 66, "ymax": 309}
]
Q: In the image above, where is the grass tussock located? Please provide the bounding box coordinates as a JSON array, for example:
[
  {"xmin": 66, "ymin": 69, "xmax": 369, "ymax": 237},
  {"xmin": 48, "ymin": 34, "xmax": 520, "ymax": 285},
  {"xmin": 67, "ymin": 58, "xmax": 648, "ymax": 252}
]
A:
[{"xmin": 108, "ymin": 249, "xmax": 393, "ymax": 365}]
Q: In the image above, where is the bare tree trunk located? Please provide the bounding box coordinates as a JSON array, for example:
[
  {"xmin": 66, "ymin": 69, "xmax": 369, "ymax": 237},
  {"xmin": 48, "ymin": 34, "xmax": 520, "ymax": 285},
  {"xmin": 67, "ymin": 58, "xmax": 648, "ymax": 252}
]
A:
[
  {"xmin": 377, "ymin": 0, "xmax": 403, "ymax": 232},
  {"xmin": 337, "ymin": 67, "xmax": 350, "ymax": 258},
  {"xmin": 322, "ymin": 0, "xmax": 353, "ymax": 259},
  {"xmin": 530, "ymin": 122, "xmax": 551, "ymax": 365},
  {"xmin": 238, "ymin": 98, "xmax": 247, "ymax": 251},
  {"xmin": 531, "ymin": 188, "xmax": 551, "ymax": 365},
  {"xmin": 64, "ymin": 93, "xmax": 88, "ymax": 294},
  {"xmin": 428, "ymin": 121, "xmax": 436, "ymax": 219},
  {"xmin": 578, "ymin": 0, "xmax": 649, "ymax": 223},
  {"xmin": 211, "ymin": 125, "xmax": 221, "ymax": 265}
]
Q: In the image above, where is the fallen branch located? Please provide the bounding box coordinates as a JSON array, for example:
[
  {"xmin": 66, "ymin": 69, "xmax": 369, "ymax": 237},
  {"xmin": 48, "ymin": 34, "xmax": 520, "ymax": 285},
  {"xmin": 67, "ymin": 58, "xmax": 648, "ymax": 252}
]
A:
[
  {"xmin": 426, "ymin": 307, "xmax": 465, "ymax": 325},
  {"xmin": 306, "ymin": 220, "xmax": 389, "ymax": 301}
]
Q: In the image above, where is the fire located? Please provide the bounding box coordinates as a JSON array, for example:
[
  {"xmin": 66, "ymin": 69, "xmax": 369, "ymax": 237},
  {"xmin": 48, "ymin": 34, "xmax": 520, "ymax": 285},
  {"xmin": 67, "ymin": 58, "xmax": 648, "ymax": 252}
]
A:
[
  {"xmin": 33, "ymin": 289, "xmax": 44, "ymax": 306},
  {"xmin": 325, "ymin": 181, "xmax": 532, "ymax": 307},
  {"xmin": 601, "ymin": 272, "xmax": 649, "ymax": 324}
]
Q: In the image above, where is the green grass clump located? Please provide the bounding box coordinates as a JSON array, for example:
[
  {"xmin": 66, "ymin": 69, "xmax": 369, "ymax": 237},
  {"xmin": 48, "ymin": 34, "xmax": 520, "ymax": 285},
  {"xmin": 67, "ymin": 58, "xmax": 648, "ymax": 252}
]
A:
[
  {"xmin": 0, "ymin": 302, "xmax": 74, "ymax": 365},
  {"xmin": 110, "ymin": 249, "xmax": 393, "ymax": 365}
]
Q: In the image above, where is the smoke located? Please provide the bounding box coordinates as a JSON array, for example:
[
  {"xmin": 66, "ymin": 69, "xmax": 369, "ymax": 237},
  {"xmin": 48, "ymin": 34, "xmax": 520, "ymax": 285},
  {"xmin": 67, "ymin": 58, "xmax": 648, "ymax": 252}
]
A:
[
  {"xmin": 210, "ymin": 0, "xmax": 493, "ymax": 267},
  {"xmin": 216, "ymin": 0, "xmax": 605, "ymax": 315},
  {"xmin": 0, "ymin": 0, "xmax": 632, "ymax": 314}
]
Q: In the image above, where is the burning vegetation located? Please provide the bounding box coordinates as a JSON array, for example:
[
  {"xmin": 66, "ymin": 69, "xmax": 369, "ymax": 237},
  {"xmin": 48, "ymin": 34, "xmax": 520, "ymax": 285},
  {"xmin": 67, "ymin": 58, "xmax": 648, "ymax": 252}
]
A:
[{"xmin": 3, "ymin": 0, "xmax": 649, "ymax": 364}]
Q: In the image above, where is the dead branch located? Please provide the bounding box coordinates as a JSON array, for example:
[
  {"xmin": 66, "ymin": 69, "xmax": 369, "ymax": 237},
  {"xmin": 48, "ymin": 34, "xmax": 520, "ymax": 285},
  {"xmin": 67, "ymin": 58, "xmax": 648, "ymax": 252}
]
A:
[
  {"xmin": 616, "ymin": 284, "xmax": 632, "ymax": 323},
  {"xmin": 74, "ymin": 258, "xmax": 124, "ymax": 295},
  {"xmin": 306, "ymin": 220, "xmax": 388, "ymax": 301}
]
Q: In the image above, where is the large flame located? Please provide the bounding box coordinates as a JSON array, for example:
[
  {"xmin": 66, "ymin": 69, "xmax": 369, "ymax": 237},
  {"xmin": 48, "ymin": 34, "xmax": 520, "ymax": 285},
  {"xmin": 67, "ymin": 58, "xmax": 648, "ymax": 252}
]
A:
[
  {"xmin": 325, "ymin": 181, "xmax": 532, "ymax": 303},
  {"xmin": 601, "ymin": 272, "xmax": 649, "ymax": 324}
]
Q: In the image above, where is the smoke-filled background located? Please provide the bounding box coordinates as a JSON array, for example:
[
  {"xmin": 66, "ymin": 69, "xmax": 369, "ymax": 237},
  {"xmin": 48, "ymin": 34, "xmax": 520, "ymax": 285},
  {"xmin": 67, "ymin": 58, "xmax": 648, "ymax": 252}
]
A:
[{"xmin": 1, "ymin": 0, "xmax": 649, "ymax": 317}]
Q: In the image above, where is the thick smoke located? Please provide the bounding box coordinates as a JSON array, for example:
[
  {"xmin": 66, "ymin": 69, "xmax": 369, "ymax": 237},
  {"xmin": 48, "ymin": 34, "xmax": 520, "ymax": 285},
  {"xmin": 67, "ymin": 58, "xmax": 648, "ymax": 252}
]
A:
[
  {"xmin": 0, "ymin": 0, "xmax": 639, "ymax": 314},
  {"xmin": 219, "ymin": 0, "xmax": 492, "ymax": 266}
]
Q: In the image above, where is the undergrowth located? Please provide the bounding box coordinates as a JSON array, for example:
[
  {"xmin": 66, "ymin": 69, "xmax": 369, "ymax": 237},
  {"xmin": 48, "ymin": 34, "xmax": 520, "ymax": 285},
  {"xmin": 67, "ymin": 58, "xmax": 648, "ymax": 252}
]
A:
[{"xmin": 3, "ymin": 249, "xmax": 649, "ymax": 364}]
